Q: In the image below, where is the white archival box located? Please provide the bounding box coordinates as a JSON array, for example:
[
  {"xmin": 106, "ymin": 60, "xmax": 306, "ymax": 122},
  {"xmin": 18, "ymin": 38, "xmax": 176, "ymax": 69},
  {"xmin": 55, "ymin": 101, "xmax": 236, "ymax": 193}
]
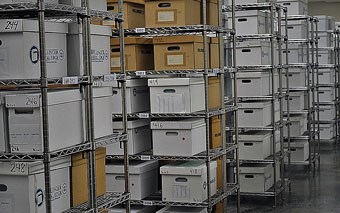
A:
[
  {"xmin": 283, "ymin": 68, "xmax": 306, "ymax": 88},
  {"xmin": 239, "ymin": 131, "xmax": 271, "ymax": 160},
  {"xmin": 232, "ymin": 11, "xmax": 267, "ymax": 35},
  {"xmin": 107, "ymin": 119, "xmax": 151, "ymax": 155},
  {"xmin": 92, "ymin": 87, "xmax": 114, "ymax": 139},
  {"xmin": 317, "ymin": 32, "xmax": 334, "ymax": 48},
  {"xmin": 282, "ymin": 43, "xmax": 307, "ymax": 64},
  {"xmin": 277, "ymin": 0, "xmax": 308, "ymax": 16},
  {"xmin": 161, "ymin": 161, "xmax": 217, "ymax": 203},
  {"xmin": 318, "ymin": 87, "xmax": 335, "ymax": 103},
  {"xmin": 282, "ymin": 20, "xmax": 308, "ymax": 39},
  {"xmin": 315, "ymin": 16, "xmax": 335, "ymax": 32},
  {"xmin": 151, "ymin": 118, "xmax": 206, "ymax": 156},
  {"xmin": 236, "ymin": 40, "xmax": 271, "ymax": 66},
  {"xmin": 67, "ymin": 23, "xmax": 111, "ymax": 76},
  {"xmin": 2, "ymin": 0, "xmax": 57, "ymax": 3},
  {"xmin": 236, "ymin": 72, "xmax": 270, "ymax": 97},
  {"xmin": 0, "ymin": 157, "xmax": 71, "ymax": 213},
  {"xmin": 319, "ymin": 104, "xmax": 336, "ymax": 121},
  {"xmin": 157, "ymin": 206, "xmax": 207, "ymax": 213},
  {"xmin": 317, "ymin": 69, "xmax": 335, "ymax": 85},
  {"xmin": 109, "ymin": 206, "xmax": 155, "ymax": 213},
  {"xmin": 320, "ymin": 123, "xmax": 335, "ymax": 140},
  {"xmin": 239, "ymin": 163, "xmax": 274, "ymax": 193},
  {"xmin": 59, "ymin": 0, "xmax": 107, "ymax": 10},
  {"xmin": 238, "ymin": 101, "xmax": 279, "ymax": 127},
  {"xmin": 106, "ymin": 160, "xmax": 159, "ymax": 200},
  {"xmin": 0, "ymin": 19, "xmax": 67, "ymax": 79},
  {"xmin": 316, "ymin": 50, "xmax": 334, "ymax": 64},
  {"xmin": 284, "ymin": 90, "xmax": 304, "ymax": 111},
  {"xmin": 284, "ymin": 115, "xmax": 304, "ymax": 137},
  {"xmin": 112, "ymin": 79, "xmax": 150, "ymax": 114},
  {"xmin": 271, "ymin": 130, "xmax": 281, "ymax": 155},
  {"xmin": 6, "ymin": 89, "xmax": 83, "ymax": 153},
  {"xmin": 285, "ymin": 140, "xmax": 309, "ymax": 162},
  {"xmin": 149, "ymin": 78, "xmax": 205, "ymax": 114}
]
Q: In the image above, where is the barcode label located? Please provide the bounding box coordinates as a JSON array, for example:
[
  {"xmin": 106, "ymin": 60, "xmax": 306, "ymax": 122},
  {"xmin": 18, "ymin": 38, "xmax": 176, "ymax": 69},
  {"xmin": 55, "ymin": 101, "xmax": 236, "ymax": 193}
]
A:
[
  {"xmin": 143, "ymin": 200, "xmax": 153, "ymax": 206},
  {"xmin": 138, "ymin": 113, "xmax": 149, "ymax": 119},
  {"xmin": 136, "ymin": 71, "xmax": 146, "ymax": 76},
  {"xmin": 135, "ymin": 28, "xmax": 146, "ymax": 33},
  {"xmin": 141, "ymin": 156, "xmax": 151, "ymax": 161},
  {"xmin": 62, "ymin": 77, "xmax": 79, "ymax": 85},
  {"xmin": 103, "ymin": 74, "xmax": 117, "ymax": 81}
]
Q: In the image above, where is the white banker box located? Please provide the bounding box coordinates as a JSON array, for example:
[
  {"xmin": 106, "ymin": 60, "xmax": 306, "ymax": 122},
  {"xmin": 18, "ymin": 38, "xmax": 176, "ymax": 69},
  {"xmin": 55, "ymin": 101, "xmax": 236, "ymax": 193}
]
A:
[
  {"xmin": 157, "ymin": 206, "xmax": 207, "ymax": 213},
  {"xmin": 284, "ymin": 115, "xmax": 304, "ymax": 137},
  {"xmin": 240, "ymin": 163, "xmax": 274, "ymax": 193},
  {"xmin": 282, "ymin": 43, "xmax": 307, "ymax": 64},
  {"xmin": 230, "ymin": 11, "xmax": 267, "ymax": 35},
  {"xmin": 112, "ymin": 79, "xmax": 150, "ymax": 114},
  {"xmin": 149, "ymin": 78, "xmax": 205, "ymax": 114},
  {"xmin": 108, "ymin": 119, "xmax": 151, "ymax": 155},
  {"xmin": 284, "ymin": 91, "xmax": 304, "ymax": 111},
  {"xmin": 67, "ymin": 23, "xmax": 111, "ymax": 76},
  {"xmin": 320, "ymin": 123, "xmax": 335, "ymax": 140},
  {"xmin": 0, "ymin": 157, "xmax": 71, "ymax": 213},
  {"xmin": 151, "ymin": 118, "xmax": 206, "ymax": 156},
  {"xmin": 59, "ymin": 0, "xmax": 107, "ymax": 10},
  {"xmin": 2, "ymin": 0, "xmax": 57, "ymax": 3},
  {"xmin": 236, "ymin": 41, "xmax": 271, "ymax": 66},
  {"xmin": 317, "ymin": 32, "xmax": 333, "ymax": 48},
  {"xmin": 161, "ymin": 161, "xmax": 217, "ymax": 203},
  {"xmin": 317, "ymin": 69, "xmax": 335, "ymax": 85},
  {"xmin": 0, "ymin": 19, "xmax": 67, "ymax": 79},
  {"xmin": 239, "ymin": 131, "xmax": 271, "ymax": 160},
  {"xmin": 282, "ymin": 20, "xmax": 308, "ymax": 39},
  {"xmin": 283, "ymin": 68, "xmax": 306, "ymax": 88},
  {"xmin": 285, "ymin": 140, "xmax": 309, "ymax": 162},
  {"xmin": 318, "ymin": 88, "xmax": 335, "ymax": 103},
  {"xmin": 319, "ymin": 105, "xmax": 336, "ymax": 121},
  {"xmin": 236, "ymin": 72, "xmax": 270, "ymax": 97},
  {"xmin": 109, "ymin": 206, "xmax": 155, "ymax": 213},
  {"xmin": 277, "ymin": 0, "xmax": 308, "ymax": 16},
  {"xmin": 6, "ymin": 89, "xmax": 83, "ymax": 153},
  {"xmin": 106, "ymin": 160, "xmax": 159, "ymax": 200}
]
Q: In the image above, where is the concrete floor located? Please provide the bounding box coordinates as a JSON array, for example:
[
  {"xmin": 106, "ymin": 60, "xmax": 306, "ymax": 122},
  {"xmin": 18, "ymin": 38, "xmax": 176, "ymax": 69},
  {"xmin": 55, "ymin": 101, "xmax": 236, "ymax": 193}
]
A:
[{"xmin": 227, "ymin": 149, "xmax": 340, "ymax": 213}]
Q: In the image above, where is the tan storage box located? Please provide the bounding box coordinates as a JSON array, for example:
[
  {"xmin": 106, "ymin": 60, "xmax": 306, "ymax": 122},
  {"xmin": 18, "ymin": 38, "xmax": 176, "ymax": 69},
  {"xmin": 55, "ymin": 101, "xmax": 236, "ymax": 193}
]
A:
[
  {"xmin": 210, "ymin": 37, "xmax": 220, "ymax": 69},
  {"xmin": 210, "ymin": 115, "xmax": 222, "ymax": 148},
  {"xmin": 209, "ymin": 77, "xmax": 221, "ymax": 109},
  {"xmin": 153, "ymin": 35, "xmax": 210, "ymax": 70},
  {"xmin": 71, "ymin": 148, "xmax": 106, "ymax": 207},
  {"xmin": 111, "ymin": 37, "xmax": 154, "ymax": 72},
  {"xmin": 107, "ymin": 0, "xmax": 145, "ymax": 29}
]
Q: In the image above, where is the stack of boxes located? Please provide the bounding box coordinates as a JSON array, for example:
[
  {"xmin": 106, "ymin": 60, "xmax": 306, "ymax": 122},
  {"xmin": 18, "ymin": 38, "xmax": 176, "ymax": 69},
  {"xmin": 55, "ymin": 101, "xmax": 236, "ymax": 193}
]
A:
[
  {"xmin": 314, "ymin": 16, "xmax": 337, "ymax": 146},
  {"xmin": 230, "ymin": 0, "xmax": 281, "ymax": 194},
  {"xmin": 0, "ymin": 1, "xmax": 116, "ymax": 212},
  {"xmin": 277, "ymin": 0, "xmax": 310, "ymax": 163}
]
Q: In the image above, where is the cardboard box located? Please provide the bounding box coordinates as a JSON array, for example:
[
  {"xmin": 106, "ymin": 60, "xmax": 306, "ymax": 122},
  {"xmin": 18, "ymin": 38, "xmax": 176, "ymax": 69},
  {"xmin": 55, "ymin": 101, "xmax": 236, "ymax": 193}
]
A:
[
  {"xmin": 236, "ymin": 72, "xmax": 270, "ymax": 97},
  {"xmin": 238, "ymin": 101, "xmax": 280, "ymax": 127},
  {"xmin": 284, "ymin": 115, "xmax": 304, "ymax": 137},
  {"xmin": 317, "ymin": 69, "xmax": 335, "ymax": 85},
  {"xmin": 148, "ymin": 78, "xmax": 205, "ymax": 113},
  {"xmin": 315, "ymin": 15, "xmax": 335, "ymax": 32},
  {"xmin": 157, "ymin": 206, "xmax": 207, "ymax": 213},
  {"xmin": 284, "ymin": 91, "xmax": 304, "ymax": 111},
  {"xmin": 317, "ymin": 50, "xmax": 334, "ymax": 64},
  {"xmin": 210, "ymin": 116, "xmax": 221, "ymax": 148},
  {"xmin": 0, "ymin": 157, "xmax": 71, "ymax": 213},
  {"xmin": 6, "ymin": 89, "xmax": 83, "ymax": 153},
  {"xmin": 161, "ymin": 161, "xmax": 217, "ymax": 203},
  {"xmin": 277, "ymin": 0, "xmax": 308, "ymax": 16},
  {"xmin": 107, "ymin": 1, "xmax": 145, "ymax": 29},
  {"xmin": 210, "ymin": 37, "xmax": 219, "ymax": 69},
  {"xmin": 107, "ymin": 119, "xmax": 151, "ymax": 155},
  {"xmin": 71, "ymin": 148, "xmax": 106, "ymax": 207},
  {"xmin": 285, "ymin": 140, "xmax": 309, "ymax": 162},
  {"xmin": 318, "ymin": 87, "xmax": 335, "ymax": 103},
  {"xmin": 110, "ymin": 37, "xmax": 154, "ymax": 72},
  {"xmin": 319, "ymin": 105, "xmax": 336, "ymax": 121},
  {"xmin": 153, "ymin": 35, "xmax": 210, "ymax": 70},
  {"xmin": 282, "ymin": 20, "xmax": 308, "ymax": 39},
  {"xmin": 236, "ymin": 40, "xmax": 271, "ymax": 66},
  {"xmin": 208, "ymin": 77, "xmax": 221, "ymax": 109},
  {"xmin": 283, "ymin": 68, "xmax": 306, "ymax": 88},
  {"xmin": 59, "ymin": 0, "xmax": 107, "ymax": 10},
  {"xmin": 239, "ymin": 131, "xmax": 271, "ymax": 160},
  {"xmin": 112, "ymin": 79, "xmax": 150, "ymax": 114},
  {"xmin": 67, "ymin": 23, "xmax": 111, "ymax": 76},
  {"xmin": 151, "ymin": 118, "xmax": 206, "ymax": 156},
  {"xmin": 281, "ymin": 43, "xmax": 307, "ymax": 64},
  {"xmin": 106, "ymin": 160, "xmax": 159, "ymax": 200},
  {"xmin": 317, "ymin": 32, "xmax": 333, "ymax": 48},
  {"xmin": 0, "ymin": 19, "xmax": 67, "ymax": 79},
  {"xmin": 230, "ymin": 11, "xmax": 267, "ymax": 35},
  {"xmin": 109, "ymin": 206, "xmax": 155, "ymax": 213},
  {"xmin": 239, "ymin": 163, "xmax": 274, "ymax": 193},
  {"xmin": 2, "ymin": 0, "xmax": 57, "ymax": 3}
]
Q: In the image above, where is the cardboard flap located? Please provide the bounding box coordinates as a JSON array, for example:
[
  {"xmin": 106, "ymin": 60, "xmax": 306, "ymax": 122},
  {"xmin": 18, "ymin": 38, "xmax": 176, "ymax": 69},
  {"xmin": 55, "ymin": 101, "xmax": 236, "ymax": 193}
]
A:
[
  {"xmin": 160, "ymin": 161, "xmax": 217, "ymax": 176},
  {"xmin": 153, "ymin": 35, "xmax": 210, "ymax": 44}
]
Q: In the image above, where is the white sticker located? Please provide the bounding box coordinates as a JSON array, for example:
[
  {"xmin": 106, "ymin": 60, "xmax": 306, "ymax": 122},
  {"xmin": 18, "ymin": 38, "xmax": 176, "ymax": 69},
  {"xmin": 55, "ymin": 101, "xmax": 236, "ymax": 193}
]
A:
[
  {"xmin": 143, "ymin": 200, "xmax": 153, "ymax": 206},
  {"xmin": 102, "ymin": 20, "xmax": 115, "ymax": 26},
  {"xmin": 103, "ymin": 74, "xmax": 117, "ymax": 82},
  {"xmin": 140, "ymin": 155, "xmax": 151, "ymax": 161},
  {"xmin": 62, "ymin": 77, "xmax": 79, "ymax": 85},
  {"xmin": 136, "ymin": 71, "xmax": 146, "ymax": 76},
  {"xmin": 148, "ymin": 79, "xmax": 158, "ymax": 85},
  {"xmin": 111, "ymin": 57, "xmax": 121, "ymax": 68},
  {"xmin": 138, "ymin": 113, "xmax": 149, "ymax": 119},
  {"xmin": 135, "ymin": 28, "xmax": 146, "ymax": 33},
  {"xmin": 1, "ymin": 20, "xmax": 22, "ymax": 32},
  {"xmin": 157, "ymin": 11, "xmax": 175, "ymax": 22},
  {"xmin": 0, "ymin": 198, "xmax": 13, "ymax": 212},
  {"xmin": 167, "ymin": 54, "xmax": 184, "ymax": 66}
]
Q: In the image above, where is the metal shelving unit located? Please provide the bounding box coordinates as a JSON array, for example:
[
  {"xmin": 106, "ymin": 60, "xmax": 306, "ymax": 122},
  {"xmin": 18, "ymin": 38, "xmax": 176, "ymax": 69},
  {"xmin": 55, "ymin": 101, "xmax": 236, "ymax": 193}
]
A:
[
  {"xmin": 0, "ymin": 1, "xmax": 130, "ymax": 212},
  {"xmin": 335, "ymin": 31, "xmax": 340, "ymax": 149},
  {"xmin": 223, "ymin": 1, "xmax": 290, "ymax": 207}
]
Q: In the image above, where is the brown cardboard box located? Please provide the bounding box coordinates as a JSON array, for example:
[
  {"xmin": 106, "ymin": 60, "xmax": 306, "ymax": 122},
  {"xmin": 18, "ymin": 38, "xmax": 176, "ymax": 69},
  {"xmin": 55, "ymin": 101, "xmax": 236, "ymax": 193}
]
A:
[
  {"xmin": 210, "ymin": 115, "xmax": 222, "ymax": 148},
  {"xmin": 145, "ymin": 0, "xmax": 218, "ymax": 27},
  {"xmin": 108, "ymin": 0, "xmax": 145, "ymax": 4},
  {"xmin": 153, "ymin": 35, "xmax": 210, "ymax": 70},
  {"xmin": 111, "ymin": 37, "xmax": 154, "ymax": 72},
  {"xmin": 210, "ymin": 37, "xmax": 220, "ymax": 69},
  {"xmin": 209, "ymin": 77, "xmax": 221, "ymax": 110},
  {"xmin": 71, "ymin": 148, "xmax": 106, "ymax": 207},
  {"xmin": 107, "ymin": 1, "xmax": 145, "ymax": 29}
]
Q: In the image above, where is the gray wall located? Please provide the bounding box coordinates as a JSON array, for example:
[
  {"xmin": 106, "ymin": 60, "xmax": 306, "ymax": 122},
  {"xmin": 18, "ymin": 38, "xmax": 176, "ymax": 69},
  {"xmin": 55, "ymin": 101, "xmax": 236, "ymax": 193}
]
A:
[{"xmin": 309, "ymin": 2, "xmax": 340, "ymax": 21}]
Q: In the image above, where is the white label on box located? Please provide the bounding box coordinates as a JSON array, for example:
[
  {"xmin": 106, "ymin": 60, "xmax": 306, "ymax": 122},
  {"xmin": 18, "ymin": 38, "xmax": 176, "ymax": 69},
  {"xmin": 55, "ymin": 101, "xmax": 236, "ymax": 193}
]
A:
[
  {"xmin": 135, "ymin": 28, "xmax": 146, "ymax": 33},
  {"xmin": 102, "ymin": 20, "xmax": 115, "ymax": 26},
  {"xmin": 62, "ymin": 77, "xmax": 79, "ymax": 85},
  {"xmin": 0, "ymin": 198, "xmax": 13, "ymax": 212},
  {"xmin": 167, "ymin": 54, "xmax": 184, "ymax": 66},
  {"xmin": 103, "ymin": 74, "xmax": 117, "ymax": 81},
  {"xmin": 46, "ymin": 49, "xmax": 65, "ymax": 64},
  {"xmin": 141, "ymin": 155, "xmax": 151, "ymax": 161},
  {"xmin": 157, "ymin": 11, "xmax": 175, "ymax": 22},
  {"xmin": 143, "ymin": 200, "xmax": 153, "ymax": 206},
  {"xmin": 0, "ymin": 20, "xmax": 22, "ymax": 32},
  {"xmin": 148, "ymin": 79, "xmax": 158, "ymax": 86},
  {"xmin": 0, "ymin": 162, "xmax": 29, "ymax": 175},
  {"xmin": 136, "ymin": 71, "xmax": 146, "ymax": 76},
  {"xmin": 138, "ymin": 113, "xmax": 149, "ymax": 118},
  {"xmin": 92, "ymin": 49, "xmax": 109, "ymax": 63},
  {"xmin": 111, "ymin": 57, "xmax": 121, "ymax": 68}
]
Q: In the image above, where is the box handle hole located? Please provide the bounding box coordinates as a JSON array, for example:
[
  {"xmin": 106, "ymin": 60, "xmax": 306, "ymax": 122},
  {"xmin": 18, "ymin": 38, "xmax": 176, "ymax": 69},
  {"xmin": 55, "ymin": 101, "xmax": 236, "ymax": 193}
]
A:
[
  {"xmin": 0, "ymin": 184, "xmax": 7, "ymax": 192},
  {"xmin": 241, "ymin": 79, "xmax": 251, "ymax": 83},
  {"xmin": 158, "ymin": 3, "xmax": 171, "ymax": 8},
  {"xmin": 165, "ymin": 132, "xmax": 179, "ymax": 136},
  {"xmin": 15, "ymin": 109, "xmax": 34, "ymax": 114},
  {"xmin": 244, "ymin": 110, "xmax": 254, "ymax": 114},
  {"xmin": 245, "ymin": 175, "xmax": 254, "ymax": 179},
  {"xmin": 163, "ymin": 89, "xmax": 176, "ymax": 93},
  {"xmin": 242, "ymin": 49, "xmax": 251, "ymax": 53},
  {"xmin": 238, "ymin": 18, "xmax": 247, "ymax": 22},
  {"xmin": 111, "ymin": 48, "xmax": 120, "ymax": 53},
  {"xmin": 175, "ymin": 177, "xmax": 188, "ymax": 182},
  {"xmin": 115, "ymin": 176, "xmax": 125, "ymax": 180},
  {"xmin": 244, "ymin": 143, "xmax": 253, "ymax": 146},
  {"xmin": 167, "ymin": 46, "xmax": 180, "ymax": 51}
]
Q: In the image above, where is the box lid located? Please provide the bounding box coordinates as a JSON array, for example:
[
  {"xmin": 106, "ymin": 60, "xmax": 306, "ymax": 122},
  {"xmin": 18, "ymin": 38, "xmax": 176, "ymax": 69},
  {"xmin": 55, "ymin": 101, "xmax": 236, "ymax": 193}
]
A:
[
  {"xmin": 113, "ymin": 79, "xmax": 148, "ymax": 88},
  {"xmin": 239, "ymin": 163, "xmax": 272, "ymax": 174},
  {"xmin": 72, "ymin": 148, "xmax": 106, "ymax": 167},
  {"xmin": 107, "ymin": 0, "xmax": 145, "ymax": 4},
  {"xmin": 0, "ymin": 19, "xmax": 68, "ymax": 34},
  {"xmin": 289, "ymin": 90, "xmax": 304, "ymax": 98},
  {"xmin": 0, "ymin": 157, "xmax": 71, "ymax": 176},
  {"xmin": 277, "ymin": 0, "xmax": 308, "ymax": 5},
  {"xmin": 160, "ymin": 161, "xmax": 217, "ymax": 176},
  {"xmin": 93, "ymin": 87, "xmax": 113, "ymax": 99},
  {"xmin": 236, "ymin": 40, "xmax": 270, "ymax": 48},
  {"xmin": 113, "ymin": 119, "xmax": 150, "ymax": 129},
  {"xmin": 68, "ymin": 23, "xmax": 112, "ymax": 36},
  {"xmin": 290, "ymin": 114, "xmax": 304, "ymax": 122},
  {"xmin": 151, "ymin": 118, "xmax": 205, "ymax": 130},
  {"xmin": 239, "ymin": 131, "xmax": 271, "ymax": 141},
  {"xmin": 111, "ymin": 37, "xmax": 153, "ymax": 46},
  {"xmin": 239, "ymin": 101, "xmax": 271, "ymax": 109},
  {"xmin": 285, "ymin": 141, "xmax": 308, "ymax": 148},
  {"xmin": 5, "ymin": 89, "xmax": 82, "ymax": 108},
  {"xmin": 148, "ymin": 78, "xmax": 204, "ymax": 87},
  {"xmin": 153, "ymin": 35, "xmax": 209, "ymax": 44},
  {"xmin": 157, "ymin": 206, "xmax": 207, "ymax": 213},
  {"xmin": 106, "ymin": 160, "xmax": 158, "ymax": 174},
  {"xmin": 236, "ymin": 72, "xmax": 269, "ymax": 78}
]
